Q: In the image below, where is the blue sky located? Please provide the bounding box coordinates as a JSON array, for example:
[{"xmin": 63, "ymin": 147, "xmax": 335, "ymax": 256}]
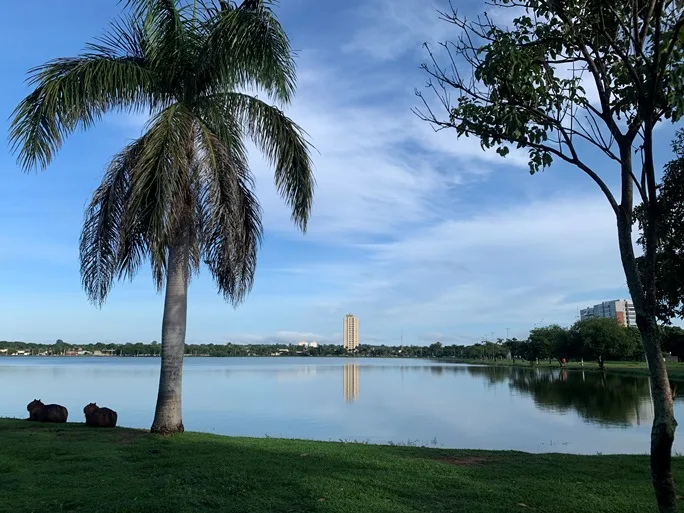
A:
[{"xmin": 0, "ymin": 0, "xmax": 679, "ymax": 345}]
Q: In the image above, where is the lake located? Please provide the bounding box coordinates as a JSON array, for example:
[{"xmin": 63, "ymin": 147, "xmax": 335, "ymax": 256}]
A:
[{"xmin": 2, "ymin": 356, "xmax": 682, "ymax": 454}]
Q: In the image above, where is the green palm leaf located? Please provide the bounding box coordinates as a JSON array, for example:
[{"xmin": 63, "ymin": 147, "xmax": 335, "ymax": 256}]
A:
[
  {"xmin": 202, "ymin": 92, "xmax": 314, "ymax": 230},
  {"xmin": 80, "ymin": 140, "xmax": 140, "ymax": 306},
  {"xmin": 9, "ymin": 17, "xmax": 160, "ymax": 171},
  {"xmin": 197, "ymin": 2, "xmax": 296, "ymax": 103},
  {"xmin": 127, "ymin": 103, "xmax": 198, "ymax": 288},
  {"xmin": 195, "ymin": 116, "xmax": 262, "ymax": 304}
]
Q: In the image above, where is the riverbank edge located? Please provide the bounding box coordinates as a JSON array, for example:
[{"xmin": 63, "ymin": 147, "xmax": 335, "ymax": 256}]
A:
[
  {"xmin": 1, "ymin": 418, "xmax": 681, "ymax": 513},
  {"xmin": 437, "ymin": 358, "xmax": 684, "ymax": 380}
]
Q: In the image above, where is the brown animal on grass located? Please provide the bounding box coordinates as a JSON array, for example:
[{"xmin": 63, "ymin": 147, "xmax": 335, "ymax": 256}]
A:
[
  {"xmin": 83, "ymin": 403, "xmax": 118, "ymax": 428},
  {"xmin": 26, "ymin": 399, "xmax": 68, "ymax": 423}
]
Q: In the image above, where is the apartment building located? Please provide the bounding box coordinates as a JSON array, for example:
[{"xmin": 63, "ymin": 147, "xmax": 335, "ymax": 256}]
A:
[
  {"xmin": 580, "ymin": 299, "xmax": 637, "ymax": 327},
  {"xmin": 343, "ymin": 313, "xmax": 359, "ymax": 351}
]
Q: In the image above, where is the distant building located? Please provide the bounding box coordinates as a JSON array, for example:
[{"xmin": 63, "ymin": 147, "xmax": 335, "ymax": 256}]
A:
[
  {"xmin": 580, "ymin": 299, "xmax": 637, "ymax": 327},
  {"xmin": 297, "ymin": 341, "xmax": 319, "ymax": 348},
  {"xmin": 343, "ymin": 313, "xmax": 359, "ymax": 351}
]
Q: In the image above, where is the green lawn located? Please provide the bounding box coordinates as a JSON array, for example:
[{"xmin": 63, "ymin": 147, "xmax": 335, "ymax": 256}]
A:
[
  {"xmin": 441, "ymin": 358, "xmax": 684, "ymax": 380},
  {"xmin": 0, "ymin": 419, "xmax": 681, "ymax": 512}
]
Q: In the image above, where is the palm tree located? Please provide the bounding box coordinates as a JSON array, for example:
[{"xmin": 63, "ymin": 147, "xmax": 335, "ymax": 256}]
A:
[{"xmin": 9, "ymin": 0, "xmax": 314, "ymax": 434}]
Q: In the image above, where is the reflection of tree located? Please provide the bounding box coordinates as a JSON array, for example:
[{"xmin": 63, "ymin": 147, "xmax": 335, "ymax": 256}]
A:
[
  {"xmin": 466, "ymin": 365, "xmax": 509, "ymax": 385},
  {"xmin": 507, "ymin": 368, "xmax": 653, "ymax": 427},
  {"xmin": 343, "ymin": 364, "xmax": 359, "ymax": 403}
]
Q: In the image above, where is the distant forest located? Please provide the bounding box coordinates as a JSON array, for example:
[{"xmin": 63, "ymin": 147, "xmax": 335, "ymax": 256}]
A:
[
  {"xmin": 2, "ymin": 320, "xmax": 683, "ymax": 361},
  {"xmin": 0, "ymin": 339, "xmax": 450, "ymax": 358}
]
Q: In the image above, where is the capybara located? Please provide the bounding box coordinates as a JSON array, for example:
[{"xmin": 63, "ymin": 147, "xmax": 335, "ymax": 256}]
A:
[
  {"xmin": 83, "ymin": 403, "xmax": 118, "ymax": 428},
  {"xmin": 26, "ymin": 399, "xmax": 68, "ymax": 423}
]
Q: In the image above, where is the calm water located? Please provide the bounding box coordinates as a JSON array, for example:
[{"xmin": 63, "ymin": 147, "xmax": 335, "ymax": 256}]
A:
[{"xmin": 2, "ymin": 356, "xmax": 682, "ymax": 454}]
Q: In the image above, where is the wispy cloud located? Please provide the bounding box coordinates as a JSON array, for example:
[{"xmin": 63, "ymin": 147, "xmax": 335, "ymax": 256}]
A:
[
  {"xmin": 257, "ymin": 191, "xmax": 628, "ymax": 342},
  {"xmin": 342, "ymin": 0, "xmax": 453, "ymax": 61},
  {"xmin": 250, "ymin": 60, "xmax": 530, "ymax": 245}
]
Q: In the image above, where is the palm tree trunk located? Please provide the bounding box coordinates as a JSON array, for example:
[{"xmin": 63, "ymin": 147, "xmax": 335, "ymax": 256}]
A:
[{"xmin": 151, "ymin": 229, "xmax": 189, "ymax": 435}]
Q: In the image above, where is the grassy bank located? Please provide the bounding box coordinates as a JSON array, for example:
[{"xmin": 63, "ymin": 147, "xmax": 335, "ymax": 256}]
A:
[
  {"xmin": 0, "ymin": 419, "xmax": 681, "ymax": 512},
  {"xmin": 440, "ymin": 358, "xmax": 684, "ymax": 380}
]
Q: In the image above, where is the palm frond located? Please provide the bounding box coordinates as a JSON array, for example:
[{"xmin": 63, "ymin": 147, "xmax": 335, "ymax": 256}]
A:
[
  {"xmin": 143, "ymin": 1, "xmax": 190, "ymax": 77},
  {"xmin": 204, "ymin": 92, "xmax": 314, "ymax": 230},
  {"xmin": 28, "ymin": 0, "xmax": 311, "ymax": 310},
  {"xmin": 195, "ymin": 115, "xmax": 263, "ymax": 304},
  {"xmin": 80, "ymin": 140, "xmax": 143, "ymax": 306},
  {"xmin": 121, "ymin": 0, "xmax": 196, "ymax": 91},
  {"xmin": 9, "ymin": 17, "xmax": 160, "ymax": 171},
  {"xmin": 193, "ymin": 0, "xmax": 231, "ymax": 23},
  {"xmin": 87, "ymin": 16, "xmax": 148, "ymax": 60},
  {"xmin": 127, "ymin": 102, "xmax": 198, "ymax": 289},
  {"xmin": 121, "ymin": 0, "xmax": 183, "ymax": 24},
  {"xmin": 196, "ymin": 2, "xmax": 296, "ymax": 103},
  {"xmin": 186, "ymin": 150, "xmax": 206, "ymax": 276}
]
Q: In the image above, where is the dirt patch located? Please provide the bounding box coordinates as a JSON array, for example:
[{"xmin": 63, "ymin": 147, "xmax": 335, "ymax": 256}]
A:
[{"xmin": 436, "ymin": 456, "xmax": 493, "ymax": 467}]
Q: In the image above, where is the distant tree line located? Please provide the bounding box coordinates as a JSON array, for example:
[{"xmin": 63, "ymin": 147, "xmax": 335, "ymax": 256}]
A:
[
  {"xmin": 2, "ymin": 319, "xmax": 684, "ymax": 363},
  {"xmin": 0, "ymin": 340, "xmax": 460, "ymax": 358},
  {"xmin": 458, "ymin": 319, "xmax": 684, "ymax": 370}
]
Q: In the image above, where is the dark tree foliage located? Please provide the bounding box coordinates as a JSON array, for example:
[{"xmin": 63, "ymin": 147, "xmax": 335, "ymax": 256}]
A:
[{"xmin": 636, "ymin": 130, "xmax": 684, "ymax": 324}]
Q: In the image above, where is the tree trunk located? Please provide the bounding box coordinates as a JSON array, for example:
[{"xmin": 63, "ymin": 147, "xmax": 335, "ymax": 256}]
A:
[
  {"xmin": 640, "ymin": 318, "xmax": 678, "ymax": 512},
  {"xmin": 151, "ymin": 231, "xmax": 189, "ymax": 435},
  {"xmin": 617, "ymin": 211, "xmax": 678, "ymax": 512}
]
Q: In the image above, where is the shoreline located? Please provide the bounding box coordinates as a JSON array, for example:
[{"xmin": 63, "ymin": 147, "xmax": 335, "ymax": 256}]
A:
[
  {"xmin": 436, "ymin": 358, "xmax": 684, "ymax": 380},
  {"xmin": 6, "ymin": 353, "xmax": 684, "ymax": 380}
]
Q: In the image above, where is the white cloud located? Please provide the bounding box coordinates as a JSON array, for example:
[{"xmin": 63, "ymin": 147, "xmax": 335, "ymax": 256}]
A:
[
  {"xmin": 251, "ymin": 190, "xmax": 633, "ymax": 343},
  {"xmin": 249, "ymin": 65, "xmax": 530, "ymax": 245},
  {"xmin": 342, "ymin": 0, "xmax": 453, "ymax": 61}
]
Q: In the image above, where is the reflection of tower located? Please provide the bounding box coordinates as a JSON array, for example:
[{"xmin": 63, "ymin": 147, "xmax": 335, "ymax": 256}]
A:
[{"xmin": 343, "ymin": 364, "xmax": 359, "ymax": 402}]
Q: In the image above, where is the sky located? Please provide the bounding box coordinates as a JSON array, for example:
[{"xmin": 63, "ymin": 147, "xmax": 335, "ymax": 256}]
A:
[{"xmin": 0, "ymin": 0, "xmax": 680, "ymax": 346}]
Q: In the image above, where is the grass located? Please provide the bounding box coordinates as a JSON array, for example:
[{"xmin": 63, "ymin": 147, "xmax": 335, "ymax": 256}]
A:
[
  {"xmin": 441, "ymin": 358, "xmax": 684, "ymax": 380},
  {"xmin": 0, "ymin": 419, "xmax": 682, "ymax": 513}
]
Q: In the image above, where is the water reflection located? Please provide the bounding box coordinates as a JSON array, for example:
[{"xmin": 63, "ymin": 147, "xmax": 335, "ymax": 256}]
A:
[
  {"xmin": 466, "ymin": 365, "xmax": 509, "ymax": 385},
  {"xmin": 343, "ymin": 364, "xmax": 359, "ymax": 402},
  {"xmin": 458, "ymin": 364, "xmax": 658, "ymax": 426},
  {"xmin": 507, "ymin": 367, "xmax": 654, "ymax": 427},
  {"xmin": 3, "ymin": 357, "xmax": 682, "ymax": 453}
]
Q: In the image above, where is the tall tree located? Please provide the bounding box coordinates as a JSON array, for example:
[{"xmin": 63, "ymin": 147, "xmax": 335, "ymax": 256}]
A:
[
  {"xmin": 416, "ymin": 0, "xmax": 684, "ymax": 510},
  {"xmin": 9, "ymin": 0, "xmax": 314, "ymax": 434},
  {"xmin": 527, "ymin": 324, "xmax": 564, "ymax": 363},
  {"xmin": 569, "ymin": 318, "xmax": 636, "ymax": 368}
]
